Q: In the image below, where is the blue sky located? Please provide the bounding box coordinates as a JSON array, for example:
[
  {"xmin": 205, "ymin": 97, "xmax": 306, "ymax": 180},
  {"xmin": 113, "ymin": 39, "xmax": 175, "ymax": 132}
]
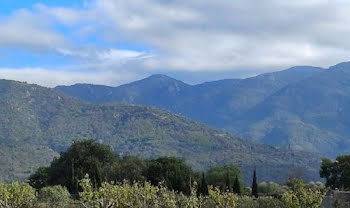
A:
[
  {"xmin": 0, "ymin": 0, "xmax": 350, "ymax": 87},
  {"xmin": 0, "ymin": 0, "xmax": 85, "ymax": 13}
]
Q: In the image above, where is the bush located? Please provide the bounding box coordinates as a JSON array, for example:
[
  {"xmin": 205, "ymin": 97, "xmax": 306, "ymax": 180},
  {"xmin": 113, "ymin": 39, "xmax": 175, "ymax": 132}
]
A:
[
  {"xmin": 282, "ymin": 179, "xmax": 324, "ymax": 208},
  {"xmin": 257, "ymin": 197, "xmax": 287, "ymax": 208},
  {"xmin": 0, "ymin": 182, "xmax": 36, "ymax": 208},
  {"xmin": 37, "ymin": 185, "xmax": 71, "ymax": 208},
  {"xmin": 79, "ymin": 175, "xmax": 239, "ymax": 208},
  {"xmin": 258, "ymin": 181, "xmax": 286, "ymax": 196},
  {"xmin": 237, "ymin": 196, "xmax": 258, "ymax": 208},
  {"xmin": 237, "ymin": 196, "xmax": 287, "ymax": 208}
]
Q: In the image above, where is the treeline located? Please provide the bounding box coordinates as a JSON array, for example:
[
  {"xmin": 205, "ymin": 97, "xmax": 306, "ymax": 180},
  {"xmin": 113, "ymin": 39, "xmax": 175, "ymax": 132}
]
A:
[
  {"xmin": 29, "ymin": 139, "xmax": 244, "ymax": 195},
  {"xmin": 0, "ymin": 139, "xmax": 329, "ymax": 208}
]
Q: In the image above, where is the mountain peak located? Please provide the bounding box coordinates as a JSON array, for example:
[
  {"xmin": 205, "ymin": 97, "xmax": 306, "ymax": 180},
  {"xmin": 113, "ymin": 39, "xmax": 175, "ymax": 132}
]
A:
[
  {"xmin": 139, "ymin": 74, "xmax": 189, "ymax": 86},
  {"xmin": 329, "ymin": 61, "xmax": 350, "ymax": 71},
  {"xmin": 145, "ymin": 74, "xmax": 178, "ymax": 82}
]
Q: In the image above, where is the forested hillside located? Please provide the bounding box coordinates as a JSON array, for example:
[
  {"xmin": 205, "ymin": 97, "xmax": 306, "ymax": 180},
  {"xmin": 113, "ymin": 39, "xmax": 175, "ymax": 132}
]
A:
[
  {"xmin": 56, "ymin": 66, "xmax": 322, "ymax": 129},
  {"xmin": 56, "ymin": 63, "xmax": 350, "ymax": 156},
  {"xmin": 0, "ymin": 79, "xmax": 320, "ymax": 183}
]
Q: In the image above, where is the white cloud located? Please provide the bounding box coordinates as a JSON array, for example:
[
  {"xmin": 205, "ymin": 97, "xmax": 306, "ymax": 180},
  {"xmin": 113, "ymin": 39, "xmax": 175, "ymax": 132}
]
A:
[
  {"xmin": 34, "ymin": 4, "xmax": 85, "ymax": 26},
  {"xmin": 0, "ymin": 68, "xmax": 139, "ymax": 87},
  {"xmin": 96, "ymin": 49, "xmax": 147, "ymax": 61},
  {"xmin": 0, "ymin": 9, "xmax": 67, "ymax": 52},
  {"xmin": 89, "ymin": 0, "xmax": 350, "ymax": 71},
  {"xmin": 2, "ymin": 0, "xmax": 350, "ymax": 86}
]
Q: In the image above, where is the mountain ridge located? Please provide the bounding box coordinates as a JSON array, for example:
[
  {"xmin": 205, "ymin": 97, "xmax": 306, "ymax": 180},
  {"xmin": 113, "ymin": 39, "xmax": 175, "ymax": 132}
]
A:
[
  {"xmin": 55, "ymin": 65, "xmax": 331, "ymax": 154},
  {"xmin": 0, "ymin": 79, "xmax": 321, "ymax": 183}
]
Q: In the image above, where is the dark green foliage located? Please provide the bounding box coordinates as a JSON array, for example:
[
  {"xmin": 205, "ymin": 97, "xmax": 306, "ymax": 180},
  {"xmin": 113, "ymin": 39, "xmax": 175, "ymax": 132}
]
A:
[
  {"xmin": 198, "ymin": 173, "xmax": 208, "ymax": 196},
  {"xmin": 145, "ymin": 157, "xmax": 195, "ymax": 195},
  {"xmin": 320, "ymin": 155, "xmax": 350, "ymax": 190},
  {"xmin": 225, "ymin": 170, "xmax": 231, "ymax": 192},
  {"xmin": 233, "ymin": 176, "xmax": 242, "ymax": 195},
  {"xmin": 206, "ymin": 164, "xmax": 242, "ymax": 191},
  {"xmin": 0, "ymin": 79, "xmax": 321, "ymax": 183},
  {"xmin": 28, "ymin": 167, "xmax": 49, "ymax": 190},
  {"xmin": 30, "ymin": 140, "xmax": 119, "ymax": 193},
  {"xmin": 116, "ymin": 156, "xmax": 148, "ymax": 183},
  {"xmin": 252, "ymin": 168, "xmax": 258, "ymax": 198}
]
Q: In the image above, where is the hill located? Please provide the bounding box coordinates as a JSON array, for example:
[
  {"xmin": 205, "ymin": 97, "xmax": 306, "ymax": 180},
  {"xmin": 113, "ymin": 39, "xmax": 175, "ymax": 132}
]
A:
[
  {"xmin": 55, "ymin": 66, "xmax": 328, "ymax": 152},
  {"xmin": 230, "ymin": 62, "xmax": 350, "ymax": 157},
  {"xmin": 0, "ymin": 79, "xmax": 320, "ymax": 183}
]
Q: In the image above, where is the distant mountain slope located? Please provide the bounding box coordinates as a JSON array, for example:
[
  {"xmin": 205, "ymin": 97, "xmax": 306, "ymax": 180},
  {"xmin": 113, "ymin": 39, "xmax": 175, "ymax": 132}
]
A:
[
  {"xmin": 56, "ymin": 66, "xmax": 323, "ymax": 127},
  {"xmin": 0, "ymin": 79, "xmax": 320, "ymax": 183},
  {"xmin": 231, "ymin": 62, "xmax": 350, "ymax": 156}
]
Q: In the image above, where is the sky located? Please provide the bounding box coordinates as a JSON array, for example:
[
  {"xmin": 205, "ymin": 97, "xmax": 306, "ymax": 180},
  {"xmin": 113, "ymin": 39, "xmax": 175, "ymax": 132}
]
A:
[{"xmin": 0, "ymin": 0, "xmax": 350, "ymax": 87}]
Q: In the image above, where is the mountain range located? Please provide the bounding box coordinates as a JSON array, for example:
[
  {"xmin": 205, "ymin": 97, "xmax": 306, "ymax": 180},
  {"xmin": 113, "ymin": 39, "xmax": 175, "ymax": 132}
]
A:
[
  {"xmin": 56, "ymin": 63, "xmax": 350, "ymax": 157},
  {"xmin": 0, "ymin": 79, "xmax": 320, "ymax": 183}
]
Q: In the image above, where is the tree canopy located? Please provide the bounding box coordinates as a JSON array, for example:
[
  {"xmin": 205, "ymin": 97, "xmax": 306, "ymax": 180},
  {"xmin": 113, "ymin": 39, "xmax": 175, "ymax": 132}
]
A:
[
  {"xmin": 146, "ymin": 157, "xmax": 196, "ymax": 195},
  {"xmin": 29, "ymin": 139, "xmax": 119, "ymax": 193},
  {"xmin": 29, "ymin": 139, "xmax": 244, "ymax": 196},
  {"xmin": 320, "ymin": 155, "xmax": 350, "ymax": 190}
]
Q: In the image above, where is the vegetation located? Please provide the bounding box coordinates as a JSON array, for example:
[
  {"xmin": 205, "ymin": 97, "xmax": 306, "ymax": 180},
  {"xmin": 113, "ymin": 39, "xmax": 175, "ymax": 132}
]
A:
[
  {"xmin": 56, "ymin": 63, "xmax": 350, "ymax": 158},
  {"xmin": 0, "ymin": 182, "xmax": 36, "ymax": 208},
  {"xmin": 55, "ymin": 65, "xmax": 342, "ymax": 157},
  {"xmin": 320, "ymin": 154, "xmax": 350, "ymax": 190},
  {"xmin": 0, "ymin": 79, "xmax": 321, "ymax": 183},
  {"xmin": 282, "ymin": 179, "xmax": 324, "ymax": 208},
  {"xmin": 29, "ymin": 140, "xmax": 242, "ymax": 196},
  {"xmin": 252, "ymin": 168, "xmax": 258, "ymax": 198},
  {"xmin": 145, "ymin": 157, "xmax": 196, "ymax": 195},
  {"xmin": 37, "ymin": 185, "xmax": 71, "ymax": 208},
  {"xmin": 205, "ymin": 164, "xmax": 242, "ymax": 192},
  {"xmin": 233, "ymin": 176, "xmax": 241, "ymax": 195},
  {"xmin": 22, "ymin": 140, "xmax": 328, "ymax": 207},
  {"xmin": 0, "ymin": 176, "xmax": 325, "ymax": 208},
  {"xmin": 1, "ymin": 141, "xmax": 336, "ymax": 207},
  {"xmin": 29, "ymin": 139, "xmax": 119, "ymax": 193}
]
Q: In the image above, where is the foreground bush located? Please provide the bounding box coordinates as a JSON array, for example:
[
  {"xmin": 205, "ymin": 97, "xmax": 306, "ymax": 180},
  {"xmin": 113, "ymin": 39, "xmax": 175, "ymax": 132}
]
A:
[
  {"xmin": 0, "ymin": 177, "xmax": 326, "ymax": 208},
  {"xmin": 37, "ymin": 185, "xmax": 71, "ymax": 208},
  {"xmin": 79, "ymin": 175, "xmax": 238, "ymax": 208},
  {"xmin": 237, "ymin": 196, "xmax": 287, "ymax": 208},
  {"xmin": 282, "ymin": 179, "xmax": 324, "ymax": 208},
  {"xmin": 0, "ymin": 182, "xmax": 36, "ymax": 208}
]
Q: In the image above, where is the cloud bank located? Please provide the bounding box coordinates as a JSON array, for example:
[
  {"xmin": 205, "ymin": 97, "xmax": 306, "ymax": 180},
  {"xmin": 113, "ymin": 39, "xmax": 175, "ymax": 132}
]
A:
[{"xmin": 1, "ymin": 0, "xmax": 350, "ymax": 86}]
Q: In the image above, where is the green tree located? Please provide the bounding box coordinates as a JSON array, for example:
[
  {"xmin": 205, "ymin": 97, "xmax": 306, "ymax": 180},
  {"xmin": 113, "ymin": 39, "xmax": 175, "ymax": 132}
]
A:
[
  {"xmin": 252, "ymin": 168, "xmax": 258, "ymax": 198},
  {"xmin": 29, "ymin": 139, "xmax": 119, "ymax": 193},
  {"xmin": 233, "ymin": 176, "xmax": 241, "ymax": 195},
  {"xmin": 320, "ymin": 155, "xmax": 350, "ymax": 190},
  {"xmin": 198, "ymin": 173, "xmax": 208, "ymax": 196},
  {"xmin": 146, "ymin": 157, "xmax": 195, "ymax": 195},
  {"xmin": 28, "ymin": 166, "xmax": 49, "ymax": 190},
  {"xmin": 117, "ymin": 156, "xmax": 148, "ymax": 183},
  {"xmin": 206, "ymin": 164, "xmax": 242, "ymax": 192},
  {"xmin": 225, "ymin": 170, "xmax": 231, "ymax": 192}
]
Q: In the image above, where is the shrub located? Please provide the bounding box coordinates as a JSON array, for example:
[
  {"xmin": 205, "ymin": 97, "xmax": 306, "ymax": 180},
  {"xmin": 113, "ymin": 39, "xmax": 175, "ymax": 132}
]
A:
[
  {"xmin": 237, "ymin": 196, "xmax": 287, "ymax": 208},
  {"xmin": 0, "ymin": 182, "xmax": 36, "ymax": 208},
  {"xmin": 282, "ymin": 179, "xmax": 324, "ymax": 208},
  {"xmin": 37, "ymin": 185, "xmax": 71, "ymax": 208}
]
